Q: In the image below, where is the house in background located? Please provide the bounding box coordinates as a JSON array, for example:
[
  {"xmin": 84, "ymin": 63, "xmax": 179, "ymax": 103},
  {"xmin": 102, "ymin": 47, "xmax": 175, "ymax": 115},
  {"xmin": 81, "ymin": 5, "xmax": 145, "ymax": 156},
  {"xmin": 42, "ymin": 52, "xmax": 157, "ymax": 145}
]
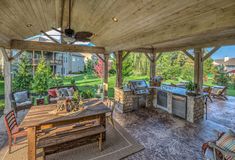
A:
[
  {"xmin": 213, "ymin": 57, "xmax": 235, "ymax": 74},
  {"xmin": 13, "ymin": 35, "xmax": 85, "ymax": 76}
]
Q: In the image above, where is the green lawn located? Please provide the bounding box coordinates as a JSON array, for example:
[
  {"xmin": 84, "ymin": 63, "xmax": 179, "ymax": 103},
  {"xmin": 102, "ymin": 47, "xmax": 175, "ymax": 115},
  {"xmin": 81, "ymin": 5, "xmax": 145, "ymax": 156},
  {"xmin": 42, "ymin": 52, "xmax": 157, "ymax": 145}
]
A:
[{"xmin": 63, "ymin": 74, "xmax": 149, "ymax": 97}]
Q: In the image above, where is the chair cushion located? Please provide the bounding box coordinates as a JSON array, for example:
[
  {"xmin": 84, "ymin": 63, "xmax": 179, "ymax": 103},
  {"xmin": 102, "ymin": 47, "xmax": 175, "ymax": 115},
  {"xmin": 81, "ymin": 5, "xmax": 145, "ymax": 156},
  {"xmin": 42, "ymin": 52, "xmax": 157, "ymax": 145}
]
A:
[
  {"xmin": 49, "ymin": 97, "xmax": 60, "ymax": 103},
  {"xmin": 58, "ymin": 88, "xmax": 69, "ymax": 97},
  {"xmin": 14, "ymin": 91, "xmax": 28, "ymax": 103},
  {"xmin": 216, "ymin": 130, "xmax": 235, "ymax": 160},
  {"xmin": 48, "ymin": 89, "xmax": 57, "ymax": 97},
  {"xmin": 67, "ymin": 87, "xmax": 75, "ymax": 96},
  {"xmin": 16, "ymin": 100, "xmax": 32, "ymax": 107}
]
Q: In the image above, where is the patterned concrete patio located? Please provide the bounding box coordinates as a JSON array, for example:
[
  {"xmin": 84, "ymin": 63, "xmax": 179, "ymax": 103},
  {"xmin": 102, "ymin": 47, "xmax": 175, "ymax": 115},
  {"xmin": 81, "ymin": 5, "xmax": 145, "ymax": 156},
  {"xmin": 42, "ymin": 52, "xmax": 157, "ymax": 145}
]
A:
[{"xmin": 0, "ymin": 96, "xmax": 234, "ymax": 160}]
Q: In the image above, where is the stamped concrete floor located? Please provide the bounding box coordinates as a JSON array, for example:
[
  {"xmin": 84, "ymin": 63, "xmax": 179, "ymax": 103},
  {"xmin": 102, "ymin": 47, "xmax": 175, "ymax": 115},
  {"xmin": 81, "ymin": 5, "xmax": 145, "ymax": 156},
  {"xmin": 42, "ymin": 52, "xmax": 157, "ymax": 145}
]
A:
[{"xmin": 0, "ymin": 96, "xmax": 234, "ymax": 160}]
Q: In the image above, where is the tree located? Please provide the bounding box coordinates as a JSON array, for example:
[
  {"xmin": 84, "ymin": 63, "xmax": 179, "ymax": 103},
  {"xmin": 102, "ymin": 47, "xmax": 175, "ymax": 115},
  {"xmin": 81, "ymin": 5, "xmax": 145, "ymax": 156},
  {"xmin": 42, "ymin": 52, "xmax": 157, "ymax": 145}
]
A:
[
  {"xmin": 84, "ymin": 59, "xmax": 94, "ymax": 74},
  {"xmin": 94, "ymin": 58, "xmax": 104, "ymax": 78},
  {"xmin": 32, "ymin": 57, "xmax": 52, "ymax": 94},
  {"xmin": 13, "ymin": 56, "xmax": 33, "ymax": 91},
  {"xmin": 214, "ymin": 65, "xmax": 230, "ymax": 86},
  {"xmin": 203, "ymin": 58, "xmax": 216, "ymax": 81}
]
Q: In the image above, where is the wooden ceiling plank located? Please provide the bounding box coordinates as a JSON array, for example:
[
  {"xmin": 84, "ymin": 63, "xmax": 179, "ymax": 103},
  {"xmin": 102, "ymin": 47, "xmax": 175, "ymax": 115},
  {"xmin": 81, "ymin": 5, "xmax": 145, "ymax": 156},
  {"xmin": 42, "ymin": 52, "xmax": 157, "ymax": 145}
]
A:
[{"xmin": 10, "ymin": 39, "xmax": 106, "ymax": 54}]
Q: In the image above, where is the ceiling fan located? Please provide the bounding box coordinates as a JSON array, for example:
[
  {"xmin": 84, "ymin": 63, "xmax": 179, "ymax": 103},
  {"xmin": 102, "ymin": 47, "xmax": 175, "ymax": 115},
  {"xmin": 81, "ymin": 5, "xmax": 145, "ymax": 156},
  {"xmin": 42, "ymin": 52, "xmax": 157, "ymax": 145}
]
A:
[{"xmin": 52, "ymin": 0, "xmax": 93, "ymax": 43}]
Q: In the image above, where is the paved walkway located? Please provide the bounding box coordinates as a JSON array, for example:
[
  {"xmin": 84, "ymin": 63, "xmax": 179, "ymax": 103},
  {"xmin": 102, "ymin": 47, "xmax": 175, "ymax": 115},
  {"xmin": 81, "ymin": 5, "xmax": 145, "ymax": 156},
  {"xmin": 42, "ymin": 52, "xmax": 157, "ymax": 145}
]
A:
[{"xmin": 0, "ymin": 96, "xmax": 234, "ymax": 160}]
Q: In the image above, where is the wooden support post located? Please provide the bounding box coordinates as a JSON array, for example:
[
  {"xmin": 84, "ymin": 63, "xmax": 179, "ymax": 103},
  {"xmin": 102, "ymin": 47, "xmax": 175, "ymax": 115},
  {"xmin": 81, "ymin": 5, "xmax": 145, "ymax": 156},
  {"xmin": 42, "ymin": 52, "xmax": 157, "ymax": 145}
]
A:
[
  {"xmin": 0, "ymin": 48, "xmax": 12, "ymax": 114},
  {"xmin": 115, "ymin": 51, "xmax": 123, "ymax": 88},
  {"xmin": 150, "ymin": 53, "xmax": 157, "ymax": 86},
  {"xmin": 27, "ymin": 127, "xmax": 36, "ymax": 160},
  {"xmin": 103, "ymin": 54, "xmax": 109, "ymax": 98},
  {"xmin": 194, "ymin": 48, "xmax": 203, "ymax": 94},
  {"xmin": 32, "ymin": 50, "xmax": 35, "ymax": 76}
]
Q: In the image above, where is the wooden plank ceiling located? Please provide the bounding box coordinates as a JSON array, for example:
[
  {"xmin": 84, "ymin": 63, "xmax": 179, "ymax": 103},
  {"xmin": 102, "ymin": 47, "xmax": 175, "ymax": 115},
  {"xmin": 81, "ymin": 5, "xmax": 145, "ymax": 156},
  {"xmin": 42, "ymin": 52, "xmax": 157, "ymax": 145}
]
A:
[{"xmin": 0, "ymin": 0, "xmax": 235, "ymax": 52}]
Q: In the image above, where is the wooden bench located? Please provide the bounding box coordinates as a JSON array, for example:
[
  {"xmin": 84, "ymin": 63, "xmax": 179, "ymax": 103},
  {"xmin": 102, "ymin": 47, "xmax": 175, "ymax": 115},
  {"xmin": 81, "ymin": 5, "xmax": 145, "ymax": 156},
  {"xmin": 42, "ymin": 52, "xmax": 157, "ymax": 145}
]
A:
[{"xmin": 37, "ymin": 125, "xmax": 105, "ymax": 158}]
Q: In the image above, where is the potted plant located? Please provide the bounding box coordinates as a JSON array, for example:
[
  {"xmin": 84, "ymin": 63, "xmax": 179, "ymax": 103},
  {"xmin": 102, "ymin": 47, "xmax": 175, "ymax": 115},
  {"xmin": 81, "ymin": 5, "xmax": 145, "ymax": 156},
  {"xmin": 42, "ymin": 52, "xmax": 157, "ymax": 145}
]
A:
[
  {"xmin": 71, "ymin": 91, "xmax": 80, "ymax": 111},
  {"xmin": 185, "ymin": 81, "xmax": 198, "ymax": 96}
]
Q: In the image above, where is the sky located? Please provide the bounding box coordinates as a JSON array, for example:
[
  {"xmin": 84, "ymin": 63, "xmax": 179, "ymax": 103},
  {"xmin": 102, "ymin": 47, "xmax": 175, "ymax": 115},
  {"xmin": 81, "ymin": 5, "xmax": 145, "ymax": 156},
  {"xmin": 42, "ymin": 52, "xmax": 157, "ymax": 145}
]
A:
[{"xmin": 210, "ymin": 45, "xmax": 235, "ymax": 60}]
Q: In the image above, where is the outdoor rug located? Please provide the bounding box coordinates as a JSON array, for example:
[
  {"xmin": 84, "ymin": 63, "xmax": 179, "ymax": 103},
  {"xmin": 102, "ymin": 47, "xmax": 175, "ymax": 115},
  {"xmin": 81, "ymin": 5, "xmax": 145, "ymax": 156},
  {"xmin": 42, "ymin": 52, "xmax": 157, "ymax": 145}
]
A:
[{"xmin": 2, "ymin": 121, "xmax": 144, "ymax": 160}]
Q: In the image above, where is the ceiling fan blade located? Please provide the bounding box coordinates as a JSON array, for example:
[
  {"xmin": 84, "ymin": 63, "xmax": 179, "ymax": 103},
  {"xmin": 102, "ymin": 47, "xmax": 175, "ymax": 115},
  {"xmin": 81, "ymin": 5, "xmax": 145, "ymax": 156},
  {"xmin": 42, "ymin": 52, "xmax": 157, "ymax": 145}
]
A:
[{"xmin": 51, "ymin": 27, "xmax": 64, "ymax": 34}]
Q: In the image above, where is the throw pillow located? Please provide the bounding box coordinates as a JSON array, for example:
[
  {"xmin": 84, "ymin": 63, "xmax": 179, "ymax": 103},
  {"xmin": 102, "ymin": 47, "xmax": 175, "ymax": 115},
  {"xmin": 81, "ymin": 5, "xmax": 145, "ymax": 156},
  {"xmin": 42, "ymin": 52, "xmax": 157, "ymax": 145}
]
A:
[
  {"xmin": 48, "ymin": 89, "xmax": 57, "ymax": 97},
  {"xmin": 216, "ymin": 129, "xmax": 235, "ymax": 160},
  {"xmin": 14, "ymin": 91, "xmax": 28, "ymax": 103},
  {"xmin": 67, "ymin": 87, "xmax": 75, "ymax": 96},
  {"xmin": 58, "ymin": 88, "xmax": 69, "ymax": 97}
]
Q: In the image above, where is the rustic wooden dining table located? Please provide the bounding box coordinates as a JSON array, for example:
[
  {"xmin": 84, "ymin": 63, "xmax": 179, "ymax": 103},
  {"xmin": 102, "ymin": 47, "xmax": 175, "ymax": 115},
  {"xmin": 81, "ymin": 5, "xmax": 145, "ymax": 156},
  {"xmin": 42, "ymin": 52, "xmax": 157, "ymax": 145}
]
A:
[{"xmin": 19, "ymin": 98, "xmax": 111, "ymax": 160}]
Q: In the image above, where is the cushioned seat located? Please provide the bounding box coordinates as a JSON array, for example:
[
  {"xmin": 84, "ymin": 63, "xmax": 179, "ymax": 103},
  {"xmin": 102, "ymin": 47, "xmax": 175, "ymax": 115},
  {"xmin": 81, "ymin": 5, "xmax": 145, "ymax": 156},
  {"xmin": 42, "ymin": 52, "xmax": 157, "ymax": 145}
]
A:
[
  {"xmin": 16, "ymin": 100, "xmax": 32, "ymax": 107},
  {"xmin": 11, "ymin": 90, "xmax": 32, "ymax": 115}
]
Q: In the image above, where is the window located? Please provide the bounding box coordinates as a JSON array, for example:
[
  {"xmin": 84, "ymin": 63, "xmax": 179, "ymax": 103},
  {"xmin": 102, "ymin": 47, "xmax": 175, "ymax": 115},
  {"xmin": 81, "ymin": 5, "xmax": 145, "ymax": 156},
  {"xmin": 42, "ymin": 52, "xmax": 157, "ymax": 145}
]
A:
[{"xmin": 72, "ymin": 57, "xmax": 76, "ymax": 61}]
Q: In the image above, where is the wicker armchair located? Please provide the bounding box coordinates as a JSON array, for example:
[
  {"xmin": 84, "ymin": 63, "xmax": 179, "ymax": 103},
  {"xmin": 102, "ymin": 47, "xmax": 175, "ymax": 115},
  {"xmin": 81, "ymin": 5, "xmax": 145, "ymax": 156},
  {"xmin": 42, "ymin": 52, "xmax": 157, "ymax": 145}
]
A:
[
  {"xmin": 11, "ymin": 90, "xmax": 32, "ymax": 116},
  {"xmin": 202, "ymin": 132, "xmax": 235, "ymax": 160}
]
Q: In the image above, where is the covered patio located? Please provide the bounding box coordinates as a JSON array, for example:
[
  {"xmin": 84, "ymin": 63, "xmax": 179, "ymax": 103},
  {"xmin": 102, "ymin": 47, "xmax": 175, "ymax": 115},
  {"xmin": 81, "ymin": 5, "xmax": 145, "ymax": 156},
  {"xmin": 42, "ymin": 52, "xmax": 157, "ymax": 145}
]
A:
[{"xmin": 0, "ymin": 0, "xmax": 235, "ymax": 160}]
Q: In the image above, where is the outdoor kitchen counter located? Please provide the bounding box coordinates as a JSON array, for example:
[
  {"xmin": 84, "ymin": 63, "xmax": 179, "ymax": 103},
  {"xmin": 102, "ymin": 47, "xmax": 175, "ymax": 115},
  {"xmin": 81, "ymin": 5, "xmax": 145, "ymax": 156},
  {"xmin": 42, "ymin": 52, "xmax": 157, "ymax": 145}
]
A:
[{"xmin": 151, "ymin": 86, "xmax": 205, "ymax": 123}]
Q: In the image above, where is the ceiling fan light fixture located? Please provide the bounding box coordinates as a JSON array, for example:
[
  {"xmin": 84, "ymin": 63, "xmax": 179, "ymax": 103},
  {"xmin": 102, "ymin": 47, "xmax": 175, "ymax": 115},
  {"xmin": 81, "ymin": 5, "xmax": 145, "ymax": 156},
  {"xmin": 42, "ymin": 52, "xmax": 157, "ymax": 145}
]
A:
[
  {"xmin": 26, "ymin": 24, "xmax": 33, "ymax": 27},
  {"xmin": 112, "ymin": 17, "xmax": 118, "ymax": 22},
  {"xmin": 65, "ymin": 28, "xmax": 75, "ymax": 37},
  {"xmin": 63, "ymin": 36, "xmax": 75, "ymax": 43}
]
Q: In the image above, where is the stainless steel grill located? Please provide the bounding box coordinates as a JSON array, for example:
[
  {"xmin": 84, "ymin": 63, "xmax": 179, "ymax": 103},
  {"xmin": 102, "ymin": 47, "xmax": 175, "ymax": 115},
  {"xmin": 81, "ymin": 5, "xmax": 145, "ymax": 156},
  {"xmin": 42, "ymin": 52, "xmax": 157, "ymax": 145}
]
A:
[{"xmin": 128, "ymin": 80, "xmax": 149, "ymax": 95}]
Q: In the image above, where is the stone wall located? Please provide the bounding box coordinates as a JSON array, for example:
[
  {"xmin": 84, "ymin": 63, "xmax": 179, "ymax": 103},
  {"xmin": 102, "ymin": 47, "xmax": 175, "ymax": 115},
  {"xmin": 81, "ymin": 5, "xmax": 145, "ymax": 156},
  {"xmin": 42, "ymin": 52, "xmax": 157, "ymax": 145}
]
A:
[
  {"xmin": 114, "ymin": 87, "xmax": 138, "ymax": 113},
  {"xmin": 114, "ymin": 87, "xmax": 153, "ymax": 113},
  {"xmin": 187, "ymin": 95, "xmax": 204, "ymax": 123}
]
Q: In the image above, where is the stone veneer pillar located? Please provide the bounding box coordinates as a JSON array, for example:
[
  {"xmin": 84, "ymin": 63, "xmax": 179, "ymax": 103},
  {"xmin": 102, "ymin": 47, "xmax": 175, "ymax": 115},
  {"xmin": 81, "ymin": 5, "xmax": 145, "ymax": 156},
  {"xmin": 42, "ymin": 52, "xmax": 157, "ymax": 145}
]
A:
[{"xmin": 187, "ymin": 95, "xmax": 204, "ymax": 123}]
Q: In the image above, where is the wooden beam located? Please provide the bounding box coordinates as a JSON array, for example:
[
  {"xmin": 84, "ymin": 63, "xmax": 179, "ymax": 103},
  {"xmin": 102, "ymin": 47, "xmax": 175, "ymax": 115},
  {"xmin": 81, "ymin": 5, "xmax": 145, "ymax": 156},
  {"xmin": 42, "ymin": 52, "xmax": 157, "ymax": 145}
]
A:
[
  {"xmin": 10, "ymin": 39, "xmax": 106, "ymax": 54},
  {"xmin": 95, "ymin": 54, "xmax": 105, "ymax": 62},
  {"xmin": 155, "ymin": 52, "xmax": 162, "ymax": 61},
  {"xmin": 125, "ymin": 48, "xmax": 154, "ymax": 54},
  {"xmin": 122, "ymin": 51, "xmax": 130, "ymax": 61},
  {"xmin": 194, "ymin": 48, "xmax": 203, "ymax": 94},
  {"xmin": 41, "ymin": 30, "xmax": 60, "ymax": 44},
  {"xmin": 116, "ymin": 51, "xmax": 123, "ymax": 88},
  {"xmin": 0, "ymin": 47, "xmax": 10, "ymax": 61},
  {"xmin": 10, "ymin": 50, "xmax": 24, "ymax": 61},
  {"xmin": 149, "ymin": 53, "xmax": 157, "ymax": 86},
  {"xmin": 1, "ymin": 49, "xmax": 12, "ymax": 114},
  {"xmin": 144, "ymin": 53, "xmax": 153, "ymax": 62},
  {"xmin": 182, "ymin": 49, "xmax": 194, "ymax": 61},
  {"xmin": 202, "ymin": 46, "xmax": 220, "ymax": 62},
  {"xmin": 103, "ymin": 54, "xmax": 109, "ymax": 98}
]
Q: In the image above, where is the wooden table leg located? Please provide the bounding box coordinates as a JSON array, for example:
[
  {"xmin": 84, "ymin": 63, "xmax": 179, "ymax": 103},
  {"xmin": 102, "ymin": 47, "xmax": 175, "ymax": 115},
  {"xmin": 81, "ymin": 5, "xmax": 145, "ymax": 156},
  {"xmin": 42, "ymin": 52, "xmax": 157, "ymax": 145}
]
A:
[
  {"xmin": 100, "ymin": 114, "xmax": 106, "ymax": 140},
  {"xmin": 28, "ymin": 127, "xmax": 36, "ymax": 160}
]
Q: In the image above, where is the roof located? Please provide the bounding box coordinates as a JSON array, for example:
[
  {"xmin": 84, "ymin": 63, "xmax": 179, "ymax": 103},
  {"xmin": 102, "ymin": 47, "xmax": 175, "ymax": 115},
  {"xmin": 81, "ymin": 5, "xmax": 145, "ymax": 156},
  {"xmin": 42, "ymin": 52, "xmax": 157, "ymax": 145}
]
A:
[
  {"xmin": 214, "ymin": 58, "xmax": 235, "ymax": 65},
  {"xmin": 1, "ymin": 1, "xmax": 235, "ymax": 52}
]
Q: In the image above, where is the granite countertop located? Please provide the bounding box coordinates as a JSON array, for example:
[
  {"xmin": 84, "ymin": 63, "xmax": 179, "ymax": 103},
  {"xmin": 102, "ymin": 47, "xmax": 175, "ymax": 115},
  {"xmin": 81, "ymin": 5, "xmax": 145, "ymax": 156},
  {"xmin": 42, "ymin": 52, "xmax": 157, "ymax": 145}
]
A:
[
  {"xmin": 152, "ymin": 86, "xmax": 207, "ymax": 98},
  {"xmin": 154, "ymin": 86, "xmax": 187, "ymax": 96}
]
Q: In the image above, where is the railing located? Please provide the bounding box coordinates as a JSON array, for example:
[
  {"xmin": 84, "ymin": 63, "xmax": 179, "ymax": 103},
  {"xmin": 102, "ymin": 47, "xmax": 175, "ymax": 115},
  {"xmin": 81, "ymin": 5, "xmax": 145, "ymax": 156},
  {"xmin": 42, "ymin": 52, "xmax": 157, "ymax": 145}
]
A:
[{"xmin": 31, "ymin": 58, "xmax": 63, "ymax": 65}]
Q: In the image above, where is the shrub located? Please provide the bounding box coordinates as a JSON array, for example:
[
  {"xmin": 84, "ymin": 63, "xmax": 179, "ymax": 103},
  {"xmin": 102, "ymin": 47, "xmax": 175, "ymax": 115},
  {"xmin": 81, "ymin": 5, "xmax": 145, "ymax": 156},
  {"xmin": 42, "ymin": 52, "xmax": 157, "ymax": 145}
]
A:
[
  {"xmin": 214, "ymin": 65, "xmax": 230, "ymax": 86},
  {"xmin": 84, "ymin": 59, "xmax": 94, "ymax": 74},
  {"xmin": 48, "ymin": 75, "xmax": 64, "ymax": 88},
  {"xmin": 32, "ymin": 58, "xmax": 52, "ymax": 95},
  {"xmin": 13, "ymin": 56, "xmax": 33, "ymax": 91},
  {"xmin": 231, "ymin": 75, "xmax": 235, "ymax": 89},
  {"xmin": 80, "ymin": 89, "xmax": 94, "ymax": 99}
]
